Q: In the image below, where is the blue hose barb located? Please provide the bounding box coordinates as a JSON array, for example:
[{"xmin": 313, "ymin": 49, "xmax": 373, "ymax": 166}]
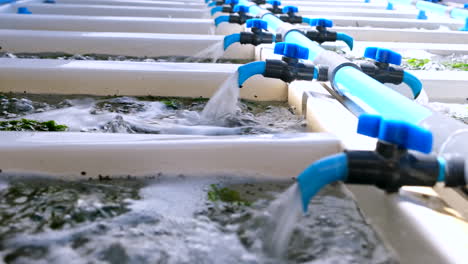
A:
[
  {"xmin": 402, "ymin": 71, "xmax": 423, "ymax": 99},
  {"xmin": 223, "ymin": 33, "xmax": 241, "ymax": 50},
  {"xmin": 211, "ymin": 6, "xmax": 223, "ymax": 16},
  {"xmin": 297, "ymin": 153, "xmax": 348, "ymax": 212},
  {"xmin": 215, "ymin": 15, "xmax": 230, "ymax": 26},
  {"xmin": 336, "ymin": 33, "xmax": 354, "ymax": 50},
  {"xmin": 237, "ymin": 61, "xmax": 266, "ymax": 87}
]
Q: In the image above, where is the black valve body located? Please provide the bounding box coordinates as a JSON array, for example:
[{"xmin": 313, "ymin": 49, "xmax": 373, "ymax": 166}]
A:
[
  {"xmin": 279, "ymin": 14, "xmax": 303, "ymax": 24},
  {"xmin": 252, "ymin": 0, "xmax": 266, "ymax": 4},
  {"xmin": 345, "ymin": 142, "xmax": 440, "ymax": 192},
  {"xmin": 263, "ymin": 58, "xmax": 315, "ymax": 83},
  {"xmin": 228, "ymin": 14, "xmax": 254, "ymax": 25},
  {"xmin": 359, "ymin": 62, "xmax": 404, "ymax": 85},
  {"xmin": 305, "ymin": 27, "xmax": 337, "ymax": 44},
  {"xmin": 267, "ymin": 6, "xmax": 283, "ymax": 14},
  {"xmin": 240, "ymin": 31, "xmax": 274, "ymax": 46},
  {"xmin": 214, "ymin": 1, "xmax": 224, "ymax": 6},
  {"xmin": 221, "ymin": 6, "xmax": 233, "ymax": 13}
]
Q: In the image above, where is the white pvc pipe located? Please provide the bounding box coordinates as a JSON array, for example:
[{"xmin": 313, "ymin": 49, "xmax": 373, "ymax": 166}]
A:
[
  {"xmin": 0, "ymin": 59, "xmax": 287, "ymax": 101},
  {"xmin": 0, "ymin": 29, "xmax": 253, "ymax": 59},
  {"xmin": 15, "ymin": 3, "xmax": 210, "ymax": 19},
  {"xmin": 0, "ymin": 132, "xmax": 341, "ymax": 179},
  {"xmin": 0, "ymin": 14, "xmax": 214, "ymax": 34}
]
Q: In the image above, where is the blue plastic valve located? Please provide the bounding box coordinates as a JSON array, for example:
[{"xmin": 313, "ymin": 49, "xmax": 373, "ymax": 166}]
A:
[
  {"xmin": 225, "ymin": 0, "xmax": 238, "ymax": 4},
  {"xmin": 267, "ymin": 0, "xmax": 281, "ymax": 6},
  {"xmin": 464, "ymin": 4, "xmax": 468, "ymax": 9},
  {"xmin": 417, "ymin": 10, "xmax": 427, "ymax": 20},
  {"xmin": 233, "ymin": 4, "xmax": 250, "ymax": 13},
  {"xmin": 386, "ymin": 2, "xmax": 393, "ymax": 10},
  {"xmin": 17, "ymin": 7, "xmax": 32, "ymax": 14},
  {"xmin": 282, "ymin": 5, "xmax": 298, "ymax": 14},
  {"xmin": 246, "ymin": 19, "xmax": 268, "ymax": 29},
  {"xmin": 357, "ymin": 114, "xmax": 433, "ymax": 154},
  {"xmin": 308, "ymin": 18, "xmax": 333, "ymax": 28},
  {"xmin": 274, "ymin": 42, "xmax": 309, "ymax": 60},
  {"xmin": 364, "ymin": 47, "xmax": 402, "ymax": 65}
]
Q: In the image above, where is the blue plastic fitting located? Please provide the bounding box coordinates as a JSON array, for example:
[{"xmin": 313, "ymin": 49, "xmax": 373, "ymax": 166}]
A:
[
  {"xmin": 208, "ymin": 2, "xmax": 217, "ymax": 7},
  {"xmin": 215, "ymin": 15, "xmax": 230, "ymax": 26},
  {"xmin": 464, "ymin": 4, "xmax": 468, "ymax": 9},
  {"xmin": 357, "ymin": 114, "xmax": 433, "ymax": 153},
  {"xmin": 282, "ymin": 5, "xmax": 298, "ymax": 14},
  {"xmin": 386, "ymin": 2, "xmax": 394, "ymax": 10},
  {"xmin": 246, "ymin": 18, "xmax": 268, "ymax": 29},
  {"xmin": 402, "ymin": 71, "xmax": 423, "ymax": 99},
  {"xmin": 417, "ymin": 10, "xmax": 428, "ymax": 19},
  {"xmin": 267, "ymin": 0, "xmax": 281, "ymax": 6},
  {"xmin": 237, "ymin": 61, "xmax": 267, "ymax": 87},
  {"xmin": 274, "ymin": 42, "xmax": 309, "ymax": 59},
  {"xmin": 308, "ymin": 18, "xmax": 333, "ymax": 28},
  {"xmin": 211, "ymin": 6, "xmax": 223, "ymax": 15},
  {"xmin": 364, "ymin": 47, "xmax": 402, "ymax": 65},
  {"xmin": 461, "ymin": 18, "xmax": 468, "ymax": 31},
  {"xmin": 17, "ymin": 7, "xmax": 32, "ymax": 14},
  {"xmin": 233, "ymin": 4, "xmax": 250, "ymax": 13},
  {"xmin": 297, "ymin": 153, "xmax": 348, "ymax": 212},
  {"xmin": 225, "ymin": 0, "xmax": 239, "ymax": 4},
  {"xmin": 365, "ymin": 0, "xmax": 370, "ymax": 2},
  {"xmin": 224, "ymin": 33, "xmax": 241, "ymax": 50}
]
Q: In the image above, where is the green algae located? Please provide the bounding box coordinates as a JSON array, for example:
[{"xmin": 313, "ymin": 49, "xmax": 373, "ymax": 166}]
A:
[
  {"xmin": 207, "ymin": 184, "xmax": 251, "ymax": 206},
  {"xmin": 0, "ymin": 119, "xmax": 67, "ymax": 132}
]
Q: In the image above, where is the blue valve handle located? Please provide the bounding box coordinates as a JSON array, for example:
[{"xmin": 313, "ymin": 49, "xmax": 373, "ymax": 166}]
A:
[
  {"xmin": 309, "ymin": 18, "xmax": 333, "ymax": 28},
  {"xmin": 282, "ymin": 5, "xmax": 298, "ymax": 14},
  {"xmin": 364, "ymin": 47, "xmax": 402, "ymax": 65},
  {"xmin": 225, "ymin": 0, "xmax": 239, "ymax": 4},
  {"xmin": 233, "ymin": 4, "xmax": 250, "ymax": 13},
  {"xmin": 357, "ymin": 114, "xmax": 433, "ymax": 154},
  {"xmin": 246, "ymin": 19, "xmax": 268, "ymax": 29},
  {"xmin": 274, "ymin": 42, "xmax": 309, "ymax": 59},
  {"xmin": 17, "ymin": 7, "xmax": 32, "ymax": 14},
  {"xmin": 267, "ymin": 0, "xmax": 281, "ymax": 6}
]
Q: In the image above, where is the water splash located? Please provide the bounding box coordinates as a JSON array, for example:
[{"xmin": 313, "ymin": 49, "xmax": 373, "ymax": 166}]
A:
[
  {"xmin": 201, "ymin": 72, "xmax": 240, "ymax": 126},
  {"xmin": 261, "ymin": 183, "xmax": 303, "ymax": 258},
  {"xmin": 185, "ymin": 41, "xmax": 224, "ymax": 63}
]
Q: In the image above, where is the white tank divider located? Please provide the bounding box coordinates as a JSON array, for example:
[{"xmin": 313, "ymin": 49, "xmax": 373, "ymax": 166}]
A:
[
  {"xmin": 0, "ymin": 14, "xmax": 214, "ymax": 34},
  {"xmin": 0, "ymin": 132, "xmax": 342, "ymax": 180},
  {"xmin": 411, "ymin": 71, "xmax": 468, "ymax": 103},
  {"xmin": 0, "ymin": 59, "xmax": 286, "ymax": 101},
  {"xmin": 287, "ymin": 80, "xmax": 468, "ymax": 264},
  {"xmin": 335, "ymin": 27, "xmax": 468, "ymax": 44},
  {"xmin": 14, "ymin": 3, "xmax": 210, "ymax": 19},
  {"xmin": 314, "ymin": 15, "xmax": 463, "ymax": 30},
  {"xmin": 0, "ymin": 30, "xmax": 253, "ymax": 59},
  {"xmin": 297, "ymin": 7, "xmax": 418, "ymax": 19},
  {"xmin": 44, "ymin": 0, "xmax": 206, "ymax": 8},
  {"xmin": 351, "ymin": 41, "xmax": 468, "ymax": 56}
]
